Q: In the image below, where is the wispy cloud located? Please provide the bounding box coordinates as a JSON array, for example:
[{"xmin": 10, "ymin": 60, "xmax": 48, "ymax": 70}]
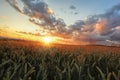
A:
[
  {"xmin": 6, "ymin": 0, "xmax": 24, "ymax": 13},
  {"xmin": 16, "ymin": 31, "xmax": 41, "ymax": 37}
]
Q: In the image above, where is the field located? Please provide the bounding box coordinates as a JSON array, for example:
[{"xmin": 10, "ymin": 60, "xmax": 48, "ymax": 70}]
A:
[{"xmin": 0, "ymin": 40, "xmax": 120, "ymax": 80}]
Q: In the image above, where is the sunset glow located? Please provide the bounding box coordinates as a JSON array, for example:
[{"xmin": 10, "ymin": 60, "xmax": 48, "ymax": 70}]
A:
[
  {"xmin": 1, "ymin": 0, "xmax": 120, "ymax": 79},
  {"xmin": 43, "ymin": 36, "xmax": 55, "ymax": 44},
  {"xmin": 0, "ymin": 0, "xmax": 120, "ymax": 45}
]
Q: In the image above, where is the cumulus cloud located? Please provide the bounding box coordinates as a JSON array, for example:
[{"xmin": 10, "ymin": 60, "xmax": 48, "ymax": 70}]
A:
[
  {"xmin": 7, "ymin": 0, "xmax": 120, "ymax": 45},
  {"xmin": 23, "ymin": 0, "xmax": 57, "ymax": 27}
]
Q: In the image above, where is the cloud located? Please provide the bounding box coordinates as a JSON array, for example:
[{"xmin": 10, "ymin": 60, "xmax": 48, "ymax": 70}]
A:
[
  {"xmin": 7, "ymin": 0, "xmax": 67, "ymax": 30},
  {"xmin": 69, "ymin": 3, "xmax": 120, "ymax": 44},
  {"xmin": 7, "ymin": 0, "xmax": 120, "ymax": 45},
  {"xmin": 22, "ymin": 0, "xmax": 58, "ymax": 28},
  {"xmin": 110, "ymin": 26, "xmax": 120, "ymax": 41},
  {"xmin": 16, "ymin": 31, "xmax": 41, "ymax": 36},
  {"xmin": 6, "ymin": 0, "xmax": 24, "ymax": 13},
  {"xmin": 110, "ymin": 30, "xmax": 120, "ymax": 41},
  {"xmin": 74, "ymin": 12, "xmax": 78, "ymax": 15},
  {"xmin": 70, "ymin": 5, "xmax": 76, "ymax": 10},
  {"xmin": 7, "ymin": 0, "xmax": 57, "ymax": 27},
  {"xmin": 94, "ymin": 18, "xmax": 114, "ymax": 35}
]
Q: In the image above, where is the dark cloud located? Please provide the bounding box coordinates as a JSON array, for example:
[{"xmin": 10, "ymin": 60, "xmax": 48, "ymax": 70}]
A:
[
  {"xmin": 69, "ymin": 20, "xmax": 85, "ymax": 32},
  {"xmin": 74, "ymin": 12, "xmax": 78, "ymax": 15},
  {"xmin": 23, "ymin": 0, "xmax": 57, "ymax": 27},
  {"xmin": 55, "ymin": 18, "xmax": 66, "ymax": 32},
  {"xmin": 70, "ymin": 5, "xmax": 76, "ymax": 10}
]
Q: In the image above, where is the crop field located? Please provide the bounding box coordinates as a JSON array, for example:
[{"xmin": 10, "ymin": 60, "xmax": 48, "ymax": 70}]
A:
[{"xmin": 0, "ymin": 40, "xmax": 120, "ymax": 80}]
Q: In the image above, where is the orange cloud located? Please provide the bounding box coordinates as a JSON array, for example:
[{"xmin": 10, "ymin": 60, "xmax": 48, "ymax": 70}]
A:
[
  {"xmin": 94, "ymin": 19, "xmax": 107, "ymax": 33},
  {"xmin": 47, "ymin": 8, "xmax": 54, "ymax": 14},
  {"xmin": 0, "ymin": 16, "xmax": 8, "ymax": 19}
]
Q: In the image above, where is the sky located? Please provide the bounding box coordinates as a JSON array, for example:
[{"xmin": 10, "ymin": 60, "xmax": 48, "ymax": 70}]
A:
[
  {"xmin": 46, "ymin": 0, "xmax": 119, "ymax": 24},
  {"xmin": 0, "ymin": 0, "xmax": 120, "ymax": 45}
]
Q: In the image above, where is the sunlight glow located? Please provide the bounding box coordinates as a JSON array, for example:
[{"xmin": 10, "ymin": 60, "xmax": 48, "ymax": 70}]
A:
[{"xmin": 43, "ymin": 36, "xmax": 54, "ymax": 44}]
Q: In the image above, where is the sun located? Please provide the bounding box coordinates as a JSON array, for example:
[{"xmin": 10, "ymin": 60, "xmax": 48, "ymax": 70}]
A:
[{"xmin": 43, "ymin": 36, "xmax": 53, "ymax": 44}]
